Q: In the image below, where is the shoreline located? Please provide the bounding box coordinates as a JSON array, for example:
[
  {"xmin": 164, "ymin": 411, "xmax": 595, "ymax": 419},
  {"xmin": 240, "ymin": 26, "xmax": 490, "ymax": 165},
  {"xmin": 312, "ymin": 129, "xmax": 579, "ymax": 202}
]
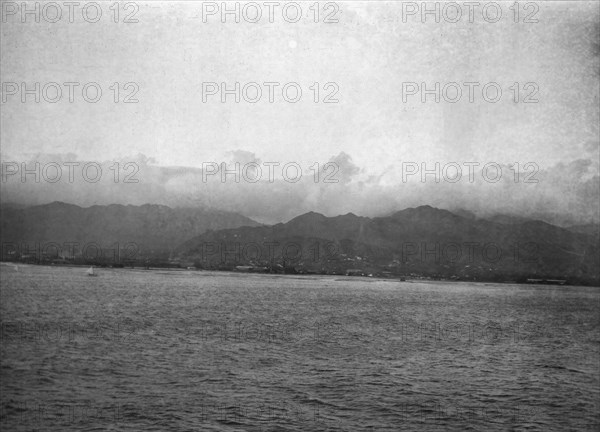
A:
[{"xmin": 1, "ymin": 261, "xmax": 596, "ymax": 287}]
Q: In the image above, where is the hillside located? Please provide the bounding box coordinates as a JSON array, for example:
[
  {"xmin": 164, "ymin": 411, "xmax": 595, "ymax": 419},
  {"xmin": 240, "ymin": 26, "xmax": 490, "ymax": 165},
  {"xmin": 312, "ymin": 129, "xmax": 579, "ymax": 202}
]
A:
[
  {"xmin": 176, "ymin": 206, "xmax": 599, "ymax": 284},
  {"xmin": 1, "ymin": 202, "xmax": 260, "ymax": 261}
]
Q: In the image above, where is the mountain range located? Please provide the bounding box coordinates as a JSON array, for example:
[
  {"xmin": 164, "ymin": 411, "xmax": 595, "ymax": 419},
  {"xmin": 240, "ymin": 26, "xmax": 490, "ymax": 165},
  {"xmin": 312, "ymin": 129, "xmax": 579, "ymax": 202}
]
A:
[
  {"xmin": 1, "ymin": 202, "xmax": 598, "ymax": 284},
  {"xmin": 0, "ymin": 202, "xmax": 260, "ymax": 260},
  {"xmin": 176, "ymin": 206, "xmax": 599, "ymax": 285}
]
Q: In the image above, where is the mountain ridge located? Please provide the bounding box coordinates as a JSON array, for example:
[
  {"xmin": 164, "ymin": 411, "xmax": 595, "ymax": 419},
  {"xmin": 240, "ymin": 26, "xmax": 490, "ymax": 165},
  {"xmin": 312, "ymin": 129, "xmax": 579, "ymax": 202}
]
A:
[
  {"xmin": 2, "ymin": 202, "xmax": 598, "ymax": 284},
  {"xmin": 1, "ymin": 202, "xmax": 261, "ymax": 260},
  {"xmin": 176, "ymin": 205, "xmax": 599, "ymax": 284}
]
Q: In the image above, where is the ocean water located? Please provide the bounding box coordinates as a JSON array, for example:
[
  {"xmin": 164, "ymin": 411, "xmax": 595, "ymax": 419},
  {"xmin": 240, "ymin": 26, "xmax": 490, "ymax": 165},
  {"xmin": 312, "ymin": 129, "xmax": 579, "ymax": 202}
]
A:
[{"xmin": 1, "ymin": 263, "xmax": 598, "ymax": 431}]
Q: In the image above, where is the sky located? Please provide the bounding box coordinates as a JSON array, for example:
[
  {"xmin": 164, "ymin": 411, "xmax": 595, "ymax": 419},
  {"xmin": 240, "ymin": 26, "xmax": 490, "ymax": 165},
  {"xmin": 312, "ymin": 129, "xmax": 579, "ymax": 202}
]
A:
[{"xmin": 1, "ymin": 1, "xmax": 599, "ymax": 224}]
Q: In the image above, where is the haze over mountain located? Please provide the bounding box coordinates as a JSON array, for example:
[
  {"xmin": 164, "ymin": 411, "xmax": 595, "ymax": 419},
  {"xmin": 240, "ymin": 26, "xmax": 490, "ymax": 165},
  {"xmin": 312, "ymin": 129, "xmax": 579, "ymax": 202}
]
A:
[
  {"xmin": 1, "ymin": 152, "xmax": 598, "ymax": 227},
  {"xmin": 0, "ymin": 202, "xmax": 260, "ymax": 259}
]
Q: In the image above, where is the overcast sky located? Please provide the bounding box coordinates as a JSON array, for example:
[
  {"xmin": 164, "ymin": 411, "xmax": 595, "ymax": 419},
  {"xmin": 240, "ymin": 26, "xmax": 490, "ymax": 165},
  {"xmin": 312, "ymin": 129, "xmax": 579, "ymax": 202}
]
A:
[{"xmin": 1, "ymin": 1, "xmax": 598, "ymax": 223}]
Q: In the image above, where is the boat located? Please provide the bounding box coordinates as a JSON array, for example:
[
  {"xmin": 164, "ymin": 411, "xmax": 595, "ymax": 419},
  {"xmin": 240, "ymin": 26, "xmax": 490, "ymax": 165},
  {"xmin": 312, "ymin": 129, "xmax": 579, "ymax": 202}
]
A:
[{"xmin": 87, "ymin": 266, "xmax": 98, "ymax": 277}]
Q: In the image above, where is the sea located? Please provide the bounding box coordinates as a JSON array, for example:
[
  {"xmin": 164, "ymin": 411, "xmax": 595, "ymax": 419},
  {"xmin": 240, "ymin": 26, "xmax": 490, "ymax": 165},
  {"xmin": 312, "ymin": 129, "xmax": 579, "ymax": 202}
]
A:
[{"xmin": 1, "ymin": 263, "xmax": 598, "ymax": 431}]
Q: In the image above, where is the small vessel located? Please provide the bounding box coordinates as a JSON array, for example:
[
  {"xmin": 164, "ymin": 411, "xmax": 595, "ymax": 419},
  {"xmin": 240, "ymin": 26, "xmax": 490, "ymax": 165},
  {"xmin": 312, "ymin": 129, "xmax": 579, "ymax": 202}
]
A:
[{"xmin": 87, "ymin": 266, "xmax": 98, "ymax": 277}]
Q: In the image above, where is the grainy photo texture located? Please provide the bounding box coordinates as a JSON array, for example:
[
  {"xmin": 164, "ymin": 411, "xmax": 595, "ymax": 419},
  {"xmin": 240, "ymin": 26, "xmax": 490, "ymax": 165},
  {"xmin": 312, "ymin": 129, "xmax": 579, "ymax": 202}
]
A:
[{"xmin": 0, "ymin": 1, "xmax": 599, "ymax": 431}]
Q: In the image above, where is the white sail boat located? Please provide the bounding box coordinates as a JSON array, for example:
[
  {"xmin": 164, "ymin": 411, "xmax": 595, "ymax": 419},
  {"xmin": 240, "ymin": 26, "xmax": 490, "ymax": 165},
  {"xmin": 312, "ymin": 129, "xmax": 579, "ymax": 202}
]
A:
[{"xmin": 87, "ymin": 266, "xmax": 98, "ymax": 277}]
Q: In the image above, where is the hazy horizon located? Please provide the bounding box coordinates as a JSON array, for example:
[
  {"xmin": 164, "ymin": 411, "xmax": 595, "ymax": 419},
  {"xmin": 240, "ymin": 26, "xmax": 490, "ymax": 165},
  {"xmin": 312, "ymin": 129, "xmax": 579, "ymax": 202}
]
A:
[
  {"xmin": 1, "ymin": 152, "xmax": 598, "ymax": 227},
  {"xmin": 2, "ymin": 1, "xmax": 599, "ymax": 225}
]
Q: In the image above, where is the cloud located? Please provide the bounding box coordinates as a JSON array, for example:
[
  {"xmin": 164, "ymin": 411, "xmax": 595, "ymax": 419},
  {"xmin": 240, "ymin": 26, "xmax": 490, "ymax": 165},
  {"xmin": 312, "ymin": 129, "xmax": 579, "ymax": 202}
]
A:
[
  {"xmin": 1, "ymin": 152, "xmax": 598, "ymax": 226},
  {"xmin": 327, "ymin": 152, "xmax": 360, "ymax": 185}
]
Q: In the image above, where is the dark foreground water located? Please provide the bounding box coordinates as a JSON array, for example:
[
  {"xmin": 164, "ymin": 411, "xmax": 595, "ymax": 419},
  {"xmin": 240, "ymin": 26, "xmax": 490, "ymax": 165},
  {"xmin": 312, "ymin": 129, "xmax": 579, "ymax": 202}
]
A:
[{"xmin": 1, "ymin": 264, "xmax": 598, "ymax": 431}]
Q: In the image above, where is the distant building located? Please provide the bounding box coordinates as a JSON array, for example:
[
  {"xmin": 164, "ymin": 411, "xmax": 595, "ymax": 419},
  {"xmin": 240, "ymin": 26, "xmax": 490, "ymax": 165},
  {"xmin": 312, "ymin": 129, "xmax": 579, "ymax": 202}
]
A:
[{"xmin": 235, "ymin": 266, "xmax": 253, "ymax": 272}]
